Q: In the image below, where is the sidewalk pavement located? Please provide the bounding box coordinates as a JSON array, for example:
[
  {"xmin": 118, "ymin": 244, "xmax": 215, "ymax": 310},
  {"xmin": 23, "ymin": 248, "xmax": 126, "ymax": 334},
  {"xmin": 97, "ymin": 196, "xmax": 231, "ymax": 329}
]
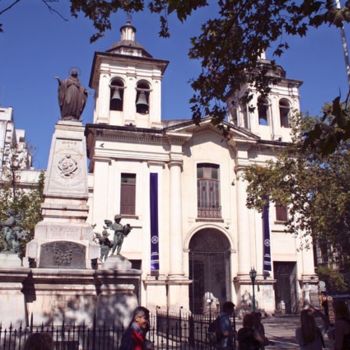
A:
[
  {"xmin": 263, "ymin": 315, "xmax": 301, "ymax": 349},
  {"xmin": 241, "ymin": 315, "xmax": 332, "ymax": 350}
]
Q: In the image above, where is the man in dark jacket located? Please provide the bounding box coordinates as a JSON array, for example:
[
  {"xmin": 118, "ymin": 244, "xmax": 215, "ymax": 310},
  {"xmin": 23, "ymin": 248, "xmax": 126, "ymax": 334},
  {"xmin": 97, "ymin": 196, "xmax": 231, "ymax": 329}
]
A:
[
  {"xmin": 119, "ymin": 306, "xmax": 153, "ymax": 350},
  {"xmin": 217, "ymin": 301, "xmax": 235, "ymax": 349}
]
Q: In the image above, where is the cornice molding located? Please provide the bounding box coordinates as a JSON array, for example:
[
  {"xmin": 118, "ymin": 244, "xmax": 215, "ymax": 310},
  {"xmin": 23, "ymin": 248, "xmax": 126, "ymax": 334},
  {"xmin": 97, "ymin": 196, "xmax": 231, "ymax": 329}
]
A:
[{"xmin": 93, "ymin": 149, "xmax": 170, "ymax": 162}]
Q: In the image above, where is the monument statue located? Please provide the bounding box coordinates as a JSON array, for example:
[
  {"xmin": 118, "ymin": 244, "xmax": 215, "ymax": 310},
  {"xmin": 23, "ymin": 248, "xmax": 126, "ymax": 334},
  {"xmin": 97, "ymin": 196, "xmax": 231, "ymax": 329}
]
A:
[
  {"xmin": 56, "ymin": 69, "xmax": 88, "ymax": 121},
  {"xmin": 104, "ymin": 215, "xmax": 132, "ymax": 255},
  {"xmin": 95, "ymin": 229, "xmax": 113, "ymax": 262},
  {"xmin": 0, "ymin": 209, "xmax": 28, "ymax": 255}
]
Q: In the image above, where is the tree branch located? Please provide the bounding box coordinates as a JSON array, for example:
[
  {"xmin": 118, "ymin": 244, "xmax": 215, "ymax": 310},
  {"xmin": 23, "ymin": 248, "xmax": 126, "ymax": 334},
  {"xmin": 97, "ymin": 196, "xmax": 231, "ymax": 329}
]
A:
[
  {"xmin": 41, "ymin": 0, "xmax": 68, "ymax": 22},
  {"xmin": 0, "ymin": 0, "xmax": 21, "ymax": 16}
]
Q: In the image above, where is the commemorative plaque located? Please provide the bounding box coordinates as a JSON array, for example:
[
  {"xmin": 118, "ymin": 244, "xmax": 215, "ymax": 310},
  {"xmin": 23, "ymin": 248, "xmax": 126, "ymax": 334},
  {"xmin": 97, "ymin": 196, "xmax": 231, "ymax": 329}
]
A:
[{"xmin": 39, "ymin": 241, "xmax": 86, "ymax": 268}]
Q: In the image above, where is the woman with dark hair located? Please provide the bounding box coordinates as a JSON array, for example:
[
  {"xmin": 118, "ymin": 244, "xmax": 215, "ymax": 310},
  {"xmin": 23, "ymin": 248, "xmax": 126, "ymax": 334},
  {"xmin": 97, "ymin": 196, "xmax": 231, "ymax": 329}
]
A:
[
  {"xmin": 237, "ymin": 313, "xmax": 264, "ymax": 350},
  {"xmin": 119, "ymin": 306, "xmax": 153, "ymax": 350},
  {"xmin": 252, "ymin": 312, "xmax": 269, "ymax": 349},
  {"xmin": 333, "ymin": 300, "xmax": 350, "ymax": 350},
  {"xmin": 23, "ymin": 333, "xmax": 53, "ymax": 350},
  {"xmin": 295, "ymin": 309, "xmax": 324, "ymax": 349}
]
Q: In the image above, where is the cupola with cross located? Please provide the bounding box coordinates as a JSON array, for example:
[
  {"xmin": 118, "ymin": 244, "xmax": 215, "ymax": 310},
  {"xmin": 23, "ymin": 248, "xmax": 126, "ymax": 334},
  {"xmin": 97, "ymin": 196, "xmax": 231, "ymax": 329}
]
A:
[{"xmin": 89, "ymin": 21, "xmax": 169, "ymax": 128}]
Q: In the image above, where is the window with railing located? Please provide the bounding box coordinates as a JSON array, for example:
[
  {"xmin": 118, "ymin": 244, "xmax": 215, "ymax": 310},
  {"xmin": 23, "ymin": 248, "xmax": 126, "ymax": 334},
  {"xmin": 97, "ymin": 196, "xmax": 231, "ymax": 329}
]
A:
[
  {"xmin": 120, "ymin": 173, "xmax": 136, "ymax": 215},
  {"xmin": 197, "ymin": 163, "xmax": 221, "ymax": 218}
]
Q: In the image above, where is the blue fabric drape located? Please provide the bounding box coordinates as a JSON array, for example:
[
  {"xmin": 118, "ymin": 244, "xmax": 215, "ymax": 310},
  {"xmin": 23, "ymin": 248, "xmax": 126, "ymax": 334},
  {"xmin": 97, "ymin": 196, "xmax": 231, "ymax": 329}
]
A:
[
  {"xmin": 262, "ymin": 200, "xmax": 272, "ymax": 273},
  {"xmin": 150, "ymin": 173, "xmax": 160, "ymax": 272}
]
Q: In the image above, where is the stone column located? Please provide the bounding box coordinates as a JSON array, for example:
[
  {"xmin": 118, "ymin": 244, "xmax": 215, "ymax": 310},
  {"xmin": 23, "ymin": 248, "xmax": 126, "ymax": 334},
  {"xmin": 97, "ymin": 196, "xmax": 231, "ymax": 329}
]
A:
[
  {"xmin": 150, "ymin": 79, "xmax": 162, "ymax": 126},
  {"xmin": 96, "ymin": 73, "xmax": 110, "ymax": 124},
  {"xmin": 270, "ymin": 95, "xmax": 278, "ymax": 139},
  {"xmin": 235, "ymin": 166, "xmax": 251, "ymax": 275},
  {"xmin": 124, "ymin": 75, "xmax": 137, "ymax": 123},
  {"xmin": 300, "ymin": 236, "xmax": 318, "ymax": 294},
  {"xmin": 93, "ymin": 158, "xmax": 111, "ymax": 225},
  {"xmin": 302, "ymin": 241, "xmax": 316, "ymax": 276},
  {"xmin": 0, "ymin": 269, "xmax": 28, "ymax": 327},
  {"xmin": 168, "ymin": 159, "xmax": 184, "ymax": 277}
]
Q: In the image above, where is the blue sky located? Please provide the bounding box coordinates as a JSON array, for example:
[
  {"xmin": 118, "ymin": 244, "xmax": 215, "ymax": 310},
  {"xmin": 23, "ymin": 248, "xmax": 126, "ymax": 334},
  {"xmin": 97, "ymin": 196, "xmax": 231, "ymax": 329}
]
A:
[{"xmin": 0, "ymin": 1, "xmax": 349, "ymax": 169}]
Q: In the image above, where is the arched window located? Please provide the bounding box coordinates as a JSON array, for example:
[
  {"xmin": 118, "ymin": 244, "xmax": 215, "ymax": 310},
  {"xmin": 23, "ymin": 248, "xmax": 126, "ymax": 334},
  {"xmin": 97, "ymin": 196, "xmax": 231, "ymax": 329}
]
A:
[
  {"xmin": 197, "ymin": 163, "xmax": 221, "ymax": 218},
  {"xmin": 110, "ymin": 78, "xmax": 124, "ymax": 111},
  {"xmin": 279, "ymin": 98, "xmax": 290, "ymax": 128},
  {"xmin": 136, "ymin": 81, "xmax": 150, "ymax": 114},
  {"xmin": 258, "ymin": 97, "xmax": 269, "ymax": 125}
]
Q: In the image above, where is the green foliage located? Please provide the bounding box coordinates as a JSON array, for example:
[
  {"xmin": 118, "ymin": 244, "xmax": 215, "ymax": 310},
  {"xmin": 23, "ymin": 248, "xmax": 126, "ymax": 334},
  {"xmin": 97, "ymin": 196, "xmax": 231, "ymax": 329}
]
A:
[
  {"xmin": 244, "ymin": 109, "xmax": 350, "ymax": 272},
  {"xmin": 0, "ymin": 169, "xmax": 44, "ymax": 258},
  {"xmin": 3, "ymin": 1, "xmax": 350, "ymax": 131},
  {"xmin": 317, "ymin": 265, "xmax": 348, "ymax": 292},
  {"xmin": 303, "ymin": 96, "xmax": 350, "ymax": 155},
  {"xmin": 67, "ymin": 0, "xmax": 350, "ymax": 124}
]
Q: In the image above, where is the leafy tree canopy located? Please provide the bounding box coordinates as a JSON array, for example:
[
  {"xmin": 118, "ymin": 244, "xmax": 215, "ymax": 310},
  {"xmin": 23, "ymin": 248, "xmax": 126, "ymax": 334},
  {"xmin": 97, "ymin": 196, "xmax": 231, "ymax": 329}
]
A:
[
  {"xmin": 2, "ymin": 1, "xmax": 350, "ymax": 119},
  {"xmin": 0, "ymin": 166, "xmax": 44, "ymax": 258},
  {"xmin": 70, "ymin": 0, "xmax": 350, "ymax": 125},
  {"xmin": 303, "ymin": 95, "xmax": 350, "ymax": 155},
  {"xmin": 243, "ymin": 108, "xmax": 350, "ymax": 289}
]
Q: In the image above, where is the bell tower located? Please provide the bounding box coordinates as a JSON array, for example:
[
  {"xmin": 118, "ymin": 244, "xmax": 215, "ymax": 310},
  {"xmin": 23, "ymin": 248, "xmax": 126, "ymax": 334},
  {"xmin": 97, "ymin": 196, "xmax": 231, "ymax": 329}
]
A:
[
  {"xmin": 89, "ymin": 21, "xmax": 169, "ymax": 128},
  {"xmin": 227, "ymin": 57, "xmax": 302, "ymax": 143}
]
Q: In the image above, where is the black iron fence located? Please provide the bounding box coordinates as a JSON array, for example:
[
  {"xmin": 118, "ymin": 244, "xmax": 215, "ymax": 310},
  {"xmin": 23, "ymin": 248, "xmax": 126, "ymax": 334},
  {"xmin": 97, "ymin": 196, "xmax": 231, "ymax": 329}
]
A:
[
  {"xmin": 0, "ymin": 310, "xmax": 236, "ymax": 350},
  {"xmin": 0, "ymin": 321, "xmax": 122, "ymax": 350}
]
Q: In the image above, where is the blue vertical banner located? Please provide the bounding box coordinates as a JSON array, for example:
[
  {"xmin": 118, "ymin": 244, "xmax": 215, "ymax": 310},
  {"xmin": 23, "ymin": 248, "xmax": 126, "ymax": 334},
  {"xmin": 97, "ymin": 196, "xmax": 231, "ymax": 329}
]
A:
[
  {"xmin": 150, "ymin": 173, "xmax": 160, "ymax": 274},
  {"xmin": 262, "ymin": 198, "xmax": 272, "ymax": 273}
]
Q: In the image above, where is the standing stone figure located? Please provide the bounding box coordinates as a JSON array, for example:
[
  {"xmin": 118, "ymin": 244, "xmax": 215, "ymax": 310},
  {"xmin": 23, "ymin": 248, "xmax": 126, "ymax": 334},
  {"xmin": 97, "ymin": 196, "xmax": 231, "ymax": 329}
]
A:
[
  {"xmin": 104, "ymin": 215, "xmax": 132, "ymax": 255},
  {"xmin": 95, "ymin": 229, "xmax": 113, "ymax": 262},
  {"xmin": 56, "ymin": 69, "xmax": 88, "ymax": 121}
]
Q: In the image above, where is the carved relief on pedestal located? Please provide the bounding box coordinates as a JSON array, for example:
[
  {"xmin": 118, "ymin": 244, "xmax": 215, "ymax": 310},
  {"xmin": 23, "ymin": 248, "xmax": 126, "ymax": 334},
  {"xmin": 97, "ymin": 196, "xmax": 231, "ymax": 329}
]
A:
[
  {"xmin": 39, "ymin": 241, "xmax": 86, "ymax": 268},
  {"xmin": 58, "ymin": 154, "xmax": 78, "ymax": 179}
]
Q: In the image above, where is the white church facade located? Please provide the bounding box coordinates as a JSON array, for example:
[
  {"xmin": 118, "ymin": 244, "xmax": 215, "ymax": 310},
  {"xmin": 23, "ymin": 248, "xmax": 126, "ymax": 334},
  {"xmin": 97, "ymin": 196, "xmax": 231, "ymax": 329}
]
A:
[{"xmin": 85, "ymin": 22, "xmax": 318, "ymax": 314}]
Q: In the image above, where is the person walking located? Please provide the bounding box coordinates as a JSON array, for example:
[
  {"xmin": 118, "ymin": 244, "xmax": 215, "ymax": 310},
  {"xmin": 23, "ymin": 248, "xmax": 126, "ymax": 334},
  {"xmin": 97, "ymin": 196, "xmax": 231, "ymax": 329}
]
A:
[
  {"xmin": 23, "ymin": 333, "xmax": 53, "ymax": 350},
  {"xmin": 333, "ymin": 300, "xmax": 350, "ymax": 350},
  {"xmin": 295, "ymin": 308, "xmax": 325, "ymax": 349},
  {"xmin": 216, "ymin": 301, "xmax": 235, "ymax": 349},
  {"xmin": 252, "ymin": 312, "xmax": 269, "ymax": 349},
  {"xmin": 237, "ymin": 313, "xmax": 264, "ymax": 350},
  {"xmin": 119, "ymin": 306, "xmax": 153, "ymax": 350}
]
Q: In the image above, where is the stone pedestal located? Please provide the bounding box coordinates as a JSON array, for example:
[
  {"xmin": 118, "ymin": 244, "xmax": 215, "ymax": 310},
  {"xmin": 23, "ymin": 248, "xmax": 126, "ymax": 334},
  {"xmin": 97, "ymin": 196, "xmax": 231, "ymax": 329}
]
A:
[
  {"xmin": 26, "ymin": 120, "xmax": 99, "ymax": 268},
  {"xmin": 300, "ymin": 274, "xmax": 319, "ymax": 308},
  {"xmin": 2, "ymin": 120, "xmax": 143, "ymax": 329},
  {"xmin": 0, "ymin": 252, "xmax": 24, "ymax": 268},
  {"xmin": 0, "ymin": 266, "xmax": 141, "ymax": 327},
  {"xmin": 0, "ymin": 268, "xmax": 30, "ymax": 327},
  {"xmin": 102, "ymin": 254, "xmax": 132, "ymax": 270}
]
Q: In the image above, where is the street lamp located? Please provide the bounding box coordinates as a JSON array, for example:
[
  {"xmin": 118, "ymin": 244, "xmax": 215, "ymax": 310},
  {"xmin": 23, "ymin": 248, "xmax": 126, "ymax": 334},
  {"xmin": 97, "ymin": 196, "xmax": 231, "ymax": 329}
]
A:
[{"xmin": 249, "ymin": 268, "xmax": 257, "ymax": 312}]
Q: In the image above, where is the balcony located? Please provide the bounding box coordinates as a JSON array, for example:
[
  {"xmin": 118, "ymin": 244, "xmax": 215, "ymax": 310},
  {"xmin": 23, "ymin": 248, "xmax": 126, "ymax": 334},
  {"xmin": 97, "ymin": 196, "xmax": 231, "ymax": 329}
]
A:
[{"xmin": 197, "ymin": 206, "xmax": 222, "ymax": 219}]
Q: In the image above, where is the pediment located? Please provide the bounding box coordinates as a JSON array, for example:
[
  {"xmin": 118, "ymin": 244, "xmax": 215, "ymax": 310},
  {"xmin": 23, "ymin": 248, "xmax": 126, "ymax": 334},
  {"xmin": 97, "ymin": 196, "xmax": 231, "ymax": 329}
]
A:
[{"xmin": 163, "ymin": 117, "xmax": 260, "ymax": 145}]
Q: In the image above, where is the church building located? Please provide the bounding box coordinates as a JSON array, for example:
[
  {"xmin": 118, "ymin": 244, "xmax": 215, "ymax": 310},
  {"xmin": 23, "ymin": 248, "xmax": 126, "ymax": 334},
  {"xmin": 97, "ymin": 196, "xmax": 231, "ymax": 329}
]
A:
[{"xmin": 86, "ymin": 22, "xmax": 318, "ymax": 314}]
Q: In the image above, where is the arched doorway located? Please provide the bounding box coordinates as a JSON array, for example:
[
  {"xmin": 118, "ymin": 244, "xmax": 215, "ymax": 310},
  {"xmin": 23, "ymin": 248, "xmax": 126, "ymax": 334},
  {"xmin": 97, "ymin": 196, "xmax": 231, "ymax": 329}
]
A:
[{"xmin": 189, "ymin": 228, "xmax": 231, "ymax": 314}]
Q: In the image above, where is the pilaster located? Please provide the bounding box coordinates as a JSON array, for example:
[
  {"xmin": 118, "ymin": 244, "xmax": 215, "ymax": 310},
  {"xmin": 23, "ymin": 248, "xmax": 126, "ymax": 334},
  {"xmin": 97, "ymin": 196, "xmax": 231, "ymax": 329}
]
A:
[
  {"xmin": 235, "ymin": 164, "xmax": 252, "ymax": 276},
  {"xmin": 168, "ymin": 158, "xmax": 184, "ymax": 277}
]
